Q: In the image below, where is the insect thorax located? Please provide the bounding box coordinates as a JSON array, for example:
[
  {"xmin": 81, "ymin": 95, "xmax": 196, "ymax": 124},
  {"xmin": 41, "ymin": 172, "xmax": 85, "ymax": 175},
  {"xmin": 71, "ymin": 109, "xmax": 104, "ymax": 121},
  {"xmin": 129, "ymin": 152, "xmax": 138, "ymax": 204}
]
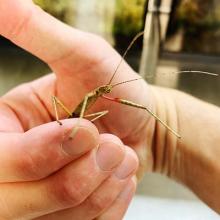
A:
[{"xmin": 96, "ymin": 85, "xmax": 112, "ymax": 95}]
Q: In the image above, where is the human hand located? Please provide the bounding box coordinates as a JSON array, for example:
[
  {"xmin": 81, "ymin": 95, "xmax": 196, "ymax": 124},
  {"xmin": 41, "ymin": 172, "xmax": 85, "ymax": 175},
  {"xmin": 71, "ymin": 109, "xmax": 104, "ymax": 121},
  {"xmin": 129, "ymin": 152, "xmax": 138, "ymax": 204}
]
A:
[
  {"xmin": 0, "ymin": 0, "xmax": 158, "ymax": 177},
  {"xmin": 0, "ymin": 1, "xmax": 140, "ymax": 219},
  {"xmin": 0, "ymin": 117, "xmax": 138, "ymax": 219},
  {"xmin": 5, "ymin": 0, "xmax": 220, "ymax": 216}
]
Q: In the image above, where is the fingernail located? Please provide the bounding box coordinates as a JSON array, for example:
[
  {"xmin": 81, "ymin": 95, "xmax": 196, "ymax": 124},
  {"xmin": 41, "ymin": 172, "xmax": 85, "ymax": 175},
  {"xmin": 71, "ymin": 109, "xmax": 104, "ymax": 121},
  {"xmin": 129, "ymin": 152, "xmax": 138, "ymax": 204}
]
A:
[
  {"xmin": 115, "ymin": 149, "xmax": 138, "ymax": 179},
  {"xmin": 96, "ymin": 142, "xmax": 125, "ymax": 171},
  {"xmin": 62, "ymin": 127, "xmax": 97, "ymax": 156}
]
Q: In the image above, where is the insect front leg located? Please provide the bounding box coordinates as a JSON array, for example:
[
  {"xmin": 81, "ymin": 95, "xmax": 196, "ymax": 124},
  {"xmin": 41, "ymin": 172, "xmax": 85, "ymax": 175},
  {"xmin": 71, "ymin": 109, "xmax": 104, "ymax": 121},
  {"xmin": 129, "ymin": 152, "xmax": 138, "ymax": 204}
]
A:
[
  {"xmin": 69, "ymin": 95, "xmax": 89, "ymax": 139},
  {"xmin": 52, "ymin": 96, "xmax": 72, "ymax": 125}
]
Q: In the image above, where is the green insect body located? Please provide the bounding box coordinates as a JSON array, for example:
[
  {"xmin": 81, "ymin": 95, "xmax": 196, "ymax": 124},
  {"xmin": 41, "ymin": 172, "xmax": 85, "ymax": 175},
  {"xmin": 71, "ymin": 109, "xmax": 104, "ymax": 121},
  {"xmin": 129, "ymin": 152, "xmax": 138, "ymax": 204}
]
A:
[{"xmin": 69, "ymin": 85, "xmax": 113, "ymax": 118}]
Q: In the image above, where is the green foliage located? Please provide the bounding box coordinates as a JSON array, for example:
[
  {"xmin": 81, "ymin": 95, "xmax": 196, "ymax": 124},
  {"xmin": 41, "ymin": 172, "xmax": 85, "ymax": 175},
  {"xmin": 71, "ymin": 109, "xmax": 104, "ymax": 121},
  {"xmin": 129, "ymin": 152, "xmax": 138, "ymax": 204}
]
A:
[
  {"xmin": 176, "ymin": 0, "xmax": 220, "ymax": 27},
  {"xmin": 173, "ymin": 0, "xmax": 220, "ymax": 54},
  {"xmin": 33, "ymin": 0, "xmax": 71, "ymax": 22},
  {"xmin": 114, "ymin": 0, "xmax": 145, "ymax": 36}
]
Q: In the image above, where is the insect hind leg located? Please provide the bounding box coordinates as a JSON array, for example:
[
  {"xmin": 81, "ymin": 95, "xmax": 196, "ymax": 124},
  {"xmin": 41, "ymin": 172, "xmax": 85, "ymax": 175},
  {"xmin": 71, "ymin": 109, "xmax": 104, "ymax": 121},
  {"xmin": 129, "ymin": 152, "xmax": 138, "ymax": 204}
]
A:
[
  {"xmin": 101, "ymin": 95, "xmax": 181, "ymax": 138},
  {"xmin": 84, "ymin": 110, "xmax": 109, "ymax": 122}
]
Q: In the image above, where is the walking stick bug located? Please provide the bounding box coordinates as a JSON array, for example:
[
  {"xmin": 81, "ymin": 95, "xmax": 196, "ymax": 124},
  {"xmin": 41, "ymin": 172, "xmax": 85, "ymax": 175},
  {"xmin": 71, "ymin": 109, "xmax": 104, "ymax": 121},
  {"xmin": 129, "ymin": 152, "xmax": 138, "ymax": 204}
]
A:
[{"xmin": 52, "ymin": 31, "xmax": 218, "ymax": 139}]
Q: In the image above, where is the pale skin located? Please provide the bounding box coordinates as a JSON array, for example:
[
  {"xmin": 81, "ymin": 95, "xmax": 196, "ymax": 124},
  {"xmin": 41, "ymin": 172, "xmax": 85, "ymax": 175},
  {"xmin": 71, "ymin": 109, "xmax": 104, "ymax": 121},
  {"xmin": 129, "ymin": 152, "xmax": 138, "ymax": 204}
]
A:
[{"xmin": 0, "ymin": 1, "xmax": 220, "ymax": 220}]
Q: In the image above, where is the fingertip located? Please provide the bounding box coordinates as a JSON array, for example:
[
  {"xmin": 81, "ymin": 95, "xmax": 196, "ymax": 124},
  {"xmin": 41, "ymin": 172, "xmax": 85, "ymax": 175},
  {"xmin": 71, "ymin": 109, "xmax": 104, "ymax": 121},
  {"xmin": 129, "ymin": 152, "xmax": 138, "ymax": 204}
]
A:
[
  {"xmin": 61, "ymin": 118, "xmax": 100, "ymax": 141},
  {"xmin": 61, "ymin": 119, "xmax": 99, "ymax": 156},
  {"xmin": 118, "ymin": 177, "xmax": 136, "ymax": 201},
  {"xmin": 99, "ymin": 133, "xmax": 124, "ymax": 146},
  {"xmin": 114, "ymin": 146, "xmax": 139, "ymax": 180},
  {"xmin": 25, "ymin": 118, "xmax": 99, "ymax": 146},
  {"xmin": 97, "ymin": 177, "xmax": 136, "ymax": 220},
  {"xmin": 96, "ymin": 134, "xmax": 126, "ymax": 171},
  {"xmin": 126, "ymin": 147, "xmax": 139, "ymax": 172},
  {"xmin": 131, "ymin": 175, "xmax": 138, "ymax": 187}
]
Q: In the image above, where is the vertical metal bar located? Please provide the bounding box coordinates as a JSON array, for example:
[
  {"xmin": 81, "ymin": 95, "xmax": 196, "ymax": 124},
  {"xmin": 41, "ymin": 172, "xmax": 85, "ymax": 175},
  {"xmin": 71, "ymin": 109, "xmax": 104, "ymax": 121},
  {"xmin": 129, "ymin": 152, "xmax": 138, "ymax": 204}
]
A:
[{"xmin": 139, "ymin": 0, "xmax": 173, "ymax": 81}]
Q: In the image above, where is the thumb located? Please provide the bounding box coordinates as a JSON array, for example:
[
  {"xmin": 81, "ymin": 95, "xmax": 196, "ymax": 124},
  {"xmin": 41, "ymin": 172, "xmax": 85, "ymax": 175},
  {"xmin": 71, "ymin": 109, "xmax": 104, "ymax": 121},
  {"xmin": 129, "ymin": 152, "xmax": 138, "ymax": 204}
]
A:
[{"xmin": 0, "ymin": 0, "xmax": 85, "ymax": 65}]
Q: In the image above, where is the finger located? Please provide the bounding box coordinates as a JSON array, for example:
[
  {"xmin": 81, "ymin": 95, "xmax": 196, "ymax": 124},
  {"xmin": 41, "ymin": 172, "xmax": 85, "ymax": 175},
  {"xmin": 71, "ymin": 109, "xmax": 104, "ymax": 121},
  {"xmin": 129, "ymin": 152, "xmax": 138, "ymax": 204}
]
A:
[
  {"xmin": 34, "ymin": 147, "xmax": 138, "ymax": 220},
  {"xmin": 0, "ymin": 134, "xmax": 126, "ymax": 219},
  {"xmin": 0, "ymin": 118, "xmax": 99, "ymax": 182},
  {"xmin": 0, "ymin": 0, "xmax": 95, "ymax": 65},
  {"xmin": 97, "ymin": 178, "xmax": 136, "ymax": 220}
]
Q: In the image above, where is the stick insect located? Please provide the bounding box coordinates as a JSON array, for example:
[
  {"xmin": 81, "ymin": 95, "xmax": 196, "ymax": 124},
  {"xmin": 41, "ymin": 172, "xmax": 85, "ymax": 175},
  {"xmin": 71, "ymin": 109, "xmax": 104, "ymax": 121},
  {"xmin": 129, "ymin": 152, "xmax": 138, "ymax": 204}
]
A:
[{"xmin": 52, "ymin": 31, "xmax": 217, "ymax": 139}]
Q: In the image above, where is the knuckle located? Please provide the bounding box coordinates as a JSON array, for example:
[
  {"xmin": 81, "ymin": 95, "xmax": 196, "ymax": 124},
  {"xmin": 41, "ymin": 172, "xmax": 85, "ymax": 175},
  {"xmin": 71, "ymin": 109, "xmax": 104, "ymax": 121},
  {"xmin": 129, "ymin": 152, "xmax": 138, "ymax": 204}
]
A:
[
  {"xmin": 17, "ymin": 153, "xmax": 39, "ymax": 180},
  {"xmin": 16, "ymin": 151, "xmax": 43, "ymax": 180},
  {"xmin": 87, "ymin": 193, "xmax": 111, "ymax": 213},
  {"xmin": 51, "ymin": 173, "xmax": 88, "ymax": 206}
]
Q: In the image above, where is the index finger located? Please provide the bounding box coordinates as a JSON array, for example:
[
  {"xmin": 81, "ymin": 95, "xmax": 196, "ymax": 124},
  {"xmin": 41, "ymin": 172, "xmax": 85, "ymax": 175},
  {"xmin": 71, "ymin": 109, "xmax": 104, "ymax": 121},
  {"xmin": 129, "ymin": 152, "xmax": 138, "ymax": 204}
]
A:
[
  {"xmin": 0, "ymin": 119, "xmax": 99, "ymax": 182},
  {"xmin": 0, "ymin": 0, "xmax": 84, "ymax": 64}
]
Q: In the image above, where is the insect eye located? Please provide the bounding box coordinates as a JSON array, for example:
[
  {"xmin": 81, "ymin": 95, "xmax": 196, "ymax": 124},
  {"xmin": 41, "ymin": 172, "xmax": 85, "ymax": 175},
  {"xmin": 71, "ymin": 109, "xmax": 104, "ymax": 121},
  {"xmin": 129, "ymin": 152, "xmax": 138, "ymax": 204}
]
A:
[{"xmin": 106, "ymin": 88, "xmax": 110, "ymax": 93}]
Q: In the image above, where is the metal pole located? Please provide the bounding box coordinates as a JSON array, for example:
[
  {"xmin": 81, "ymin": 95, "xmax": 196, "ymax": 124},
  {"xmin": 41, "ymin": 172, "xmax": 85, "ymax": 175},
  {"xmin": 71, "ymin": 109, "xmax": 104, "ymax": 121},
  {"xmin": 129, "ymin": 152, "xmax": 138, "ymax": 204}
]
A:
[{"xmin": 139, "ymin": 0, "xmax": 173, "ymax": 80}]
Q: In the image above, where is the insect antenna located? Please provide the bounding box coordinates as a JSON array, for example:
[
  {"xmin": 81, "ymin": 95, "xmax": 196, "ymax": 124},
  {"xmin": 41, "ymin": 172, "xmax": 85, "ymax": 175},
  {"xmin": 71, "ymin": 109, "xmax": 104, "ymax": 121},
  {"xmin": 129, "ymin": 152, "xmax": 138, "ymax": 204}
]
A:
[
  {"xmin": 108, "ymin": 31, "xmax": 145, "ymax": 85},
  {"xmin": 143, "ymin": 70, "xmax": 218, "ymax": 81},
  {"xmin": 171, "ymin": 70, "xmax": 218, "ymax": 76},
  {"xmin": 112, "ymin": 78, "xmax": 142, "ymax": 88}
]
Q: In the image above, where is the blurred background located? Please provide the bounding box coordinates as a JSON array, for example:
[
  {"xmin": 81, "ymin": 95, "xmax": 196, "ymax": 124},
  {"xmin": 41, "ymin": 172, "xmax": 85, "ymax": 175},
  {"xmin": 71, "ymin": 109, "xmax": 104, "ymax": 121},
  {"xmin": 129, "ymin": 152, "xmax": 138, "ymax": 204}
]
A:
[{"xmin": 0, "ymin": 0, "xmax": 220, "ymax": 219}]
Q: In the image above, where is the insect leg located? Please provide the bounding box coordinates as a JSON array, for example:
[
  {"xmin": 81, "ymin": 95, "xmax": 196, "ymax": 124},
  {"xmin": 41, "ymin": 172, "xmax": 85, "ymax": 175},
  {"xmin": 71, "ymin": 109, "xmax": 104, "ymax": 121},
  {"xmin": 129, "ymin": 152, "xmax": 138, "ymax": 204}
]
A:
[
  {"xmin": 102, "ymin": 95, "xmax": 181, "ymax": 138},
  {"xmin": 69, "ymin": 95, "xmax": 89, "ymax": 139},
  {"xmin": 84, "ymin": 110, "xmax": 109, "ymax": 122},
  {"xmin": 52, "ymin": 96, "xmax": 72, "ymax": 125}
]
